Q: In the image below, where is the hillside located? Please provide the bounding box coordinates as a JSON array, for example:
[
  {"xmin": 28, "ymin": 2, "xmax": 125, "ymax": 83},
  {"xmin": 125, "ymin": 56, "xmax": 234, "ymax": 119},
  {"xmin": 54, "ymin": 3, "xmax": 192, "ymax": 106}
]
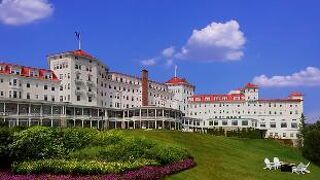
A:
[{"xmin": 123, "ymin": 130, "xmax": 320, "ymax": 180}]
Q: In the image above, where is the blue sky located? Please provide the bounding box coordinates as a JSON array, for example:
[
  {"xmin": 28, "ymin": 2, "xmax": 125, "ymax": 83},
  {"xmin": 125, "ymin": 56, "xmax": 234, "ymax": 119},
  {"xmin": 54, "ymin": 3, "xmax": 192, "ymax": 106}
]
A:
[{"xmin": 0, "ymin": 0, "xmax": 320, "ymax": 122}]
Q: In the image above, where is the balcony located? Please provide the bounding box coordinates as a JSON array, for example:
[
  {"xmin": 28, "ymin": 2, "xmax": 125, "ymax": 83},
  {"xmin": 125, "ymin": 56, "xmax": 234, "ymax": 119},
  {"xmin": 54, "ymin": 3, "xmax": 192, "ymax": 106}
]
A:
[
  {"xmin": 75, "ymin": 78, "xmax": 84, "ymax": 85},
  {"xmin": 75, "ymin": 89, "xmax": 84, "ymax": 95},
  {"xmin": 86, "ymin": 80, "xmax": 95, "ymax": 86},
  {"xmin": 87, "ymin": 91, "xmax": 96, "ymax": 97}
]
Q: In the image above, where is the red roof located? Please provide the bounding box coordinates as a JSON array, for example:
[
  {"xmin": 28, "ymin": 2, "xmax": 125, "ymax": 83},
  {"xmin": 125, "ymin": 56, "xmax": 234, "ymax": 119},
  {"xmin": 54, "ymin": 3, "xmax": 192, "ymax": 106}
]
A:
[
  {"xmin": 72, "ymin": 49, "xmax": 95, "ymax": 59},
  {"xmin": 0, "ymin": 62, "xmax": 59, "ymax": 81},
  {"xmin": 189, "ymin": 94, "xmax": 245, "ymax": 102},
  {"xmin": 258, "ymin": 99, "xmax": 302, "ymax": 103},
  {"xmin": 165, "ymin": 76, "xmax": 193, "ymax": 87},
  {"xmin": 289, "ymin": 91, "xmax": 303, "ymax": 97},
  {"xmin": 245, "ymin": 83, "xmax": 259, "ymax": 89}
]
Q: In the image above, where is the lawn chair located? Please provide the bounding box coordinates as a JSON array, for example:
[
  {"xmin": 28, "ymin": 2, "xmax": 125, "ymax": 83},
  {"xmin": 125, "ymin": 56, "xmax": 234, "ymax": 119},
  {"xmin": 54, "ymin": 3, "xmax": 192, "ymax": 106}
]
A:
[
  {"xmin": 301, "ymin": 162, "xmax": 310, "ymax": 173},
  {"xmin": 263, "ymin": 158, "xmax": 274, "ymax": 170},
  {"xmin": 273, "ymin": 157, "xmax": 281, "ymax": 169},
  {"xmin": 292, "ymin": 162, "xmax": 311, "ymax": 174}
]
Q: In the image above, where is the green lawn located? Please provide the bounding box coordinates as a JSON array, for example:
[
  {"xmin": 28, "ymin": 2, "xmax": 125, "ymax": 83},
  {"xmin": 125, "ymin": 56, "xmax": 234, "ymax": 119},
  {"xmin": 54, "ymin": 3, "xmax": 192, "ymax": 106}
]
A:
[{"xmin": 123, "ymin": 129, "xmax": 320, "ymax": 180}]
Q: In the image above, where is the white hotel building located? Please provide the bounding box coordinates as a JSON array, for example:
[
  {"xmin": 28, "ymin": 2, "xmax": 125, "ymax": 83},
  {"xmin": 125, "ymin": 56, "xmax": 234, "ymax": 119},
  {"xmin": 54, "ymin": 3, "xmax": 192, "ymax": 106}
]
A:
[{"xmin": 0, "ymin": 49, "xmax": 303, "ymax": 140}]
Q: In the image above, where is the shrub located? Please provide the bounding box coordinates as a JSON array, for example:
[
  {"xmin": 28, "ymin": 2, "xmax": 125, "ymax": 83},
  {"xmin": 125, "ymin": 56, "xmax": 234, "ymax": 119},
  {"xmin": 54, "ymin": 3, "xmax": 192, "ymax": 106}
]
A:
[
  {"xmin": 92, "ymin": 130, "xmax": 126, "ymax": 146},
  {"xmin": 9, "ymin": 126, "xmax": 65, "ymax": 161},
  {"xmin": 0, "ymin": 127, "xmax": 14, "ymax": 168},
  {"xmin": 57, "ymin": 128, "xmax": 99, "ymax": 152},
  {"xmin": 68, "ymin": 146, "xmax": 104, "ymax": 160},
  {"xmin": 12, "ymin": 159, "xmax": 159, "ymax": 174},
  {"xmin": 302, "ymin": 121, "xmax": 320, "ymax": 166},
  {"xmin": 146, "ymin": 143, "xmax": 190, "ymax": 165},
  {"xmin": 97, "ymin": 137, "xmax": 155, "ymax": 162}
]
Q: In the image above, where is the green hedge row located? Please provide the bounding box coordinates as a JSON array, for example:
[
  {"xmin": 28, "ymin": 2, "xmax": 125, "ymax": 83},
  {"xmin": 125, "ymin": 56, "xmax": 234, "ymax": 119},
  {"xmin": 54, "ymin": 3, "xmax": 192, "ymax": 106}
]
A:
[
  {"xmin": 69, "ymin": 139, "xmax": 190, "ymax": 165},
  {"xmin": 12, "ymin": 159, "xmax": 158, "ymax": 174},
  {"xmin": 0, "ymin": 126, "xmax": 191, "ymax": 174},
  {"xmin": 207, "ymin": 127, "xmax": 263, "ymax": 139},
  {"xmin": 8, "ymin": 127, "xmax": 127, "ymax": 161}
]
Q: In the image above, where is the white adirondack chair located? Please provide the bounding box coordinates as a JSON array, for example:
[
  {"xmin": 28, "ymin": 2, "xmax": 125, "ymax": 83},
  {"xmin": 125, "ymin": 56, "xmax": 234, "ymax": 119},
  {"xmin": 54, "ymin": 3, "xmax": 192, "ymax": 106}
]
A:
[
  {"xmin": 263, "ymin": 158, "xmax": 274, "ymax": 170},
  {"xmin": 273, "ymin": 157, "xmax": 281, "ymax": 169},
  {"xmin": 292, "ymin": 162, "xmax": 311, "ymax": 174}
]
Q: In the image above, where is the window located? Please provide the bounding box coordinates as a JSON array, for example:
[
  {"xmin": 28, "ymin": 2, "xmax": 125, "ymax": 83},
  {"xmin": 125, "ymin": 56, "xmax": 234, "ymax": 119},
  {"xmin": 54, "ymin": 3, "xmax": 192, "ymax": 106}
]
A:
[
  {"xmin": 44, "ymin": 95, "xmax": 48, "ymax": 101},
  {"xmin": 60, "ymin": 86, "xmax": 63, "ymax": 91},
  {"xmin": 260, "ymin": 123, "xmax": 266, "ymax": 128},
  {"xmin": 26, "ymin": 83, "xmax": 30, "ymax": 88},
  {"xmin": 13, "ymin": 91, "xmax": 17, "ymax": 98},
  {"xmin": 209, "ymin": 121, "xmax": 213, "ymax": 126},
  {"xmin": 51, "ymin": 87, "xmax": 55, "ymax": 91},
  {"xmin": 222, "ymin": 120, "xmax": 228, "ymax": 126},
  {"xmin": 0, "ymin": 79, "xmax": 3, "ymax": 83},
  {"xmin": 44, "ymin": 85, "xmax": 48, "ymax": 90},
  {"xmin": 242, "ymin": 120, "xmax": 248, "ymax": 126},
  {"xmin": 291, "ymin": 123, "xmax": 298, "ymax": 128},
  {"xmin": 232, "ymin": 120, "xmax": 238, "ymax": 126},
  {"xmin": 0, "ymin": 91, "xmax": 3, "ymax": 96},
  {"xmin": 77, "ymin": 95, "xmax": 81, "ymax": 101},
  {"xmin": 51, "ymin": 96, "xmax": 55, "ymax": 102},
  {"xmin": 281, "ymin": 122, "xmax": 287, "ymax": 128},
  {"xmin": 13, "ymin": 79, "xmax": 17, "ymax": 86},
  {"xmin": 214, "ymin": 120, "xmax": 218, "ymax": 126},
  {"xmin": 270, "ymin": 122, "xmax": 276, "ymax": 128},
  {"xmin": 27, "ymin": 93, "xmax": 30, "ymax": 99},
  {"xmin": 60, "ymin": 96, "xmax": 63, "ymax": 102},
  {"xmin": 88, "ymin": 97, "xmax": 92, "ymax": 102}
]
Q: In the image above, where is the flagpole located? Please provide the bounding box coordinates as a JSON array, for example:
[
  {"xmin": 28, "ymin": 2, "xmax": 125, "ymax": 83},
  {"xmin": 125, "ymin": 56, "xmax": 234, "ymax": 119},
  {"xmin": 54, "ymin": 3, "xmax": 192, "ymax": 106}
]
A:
[
  {"xmin": 78, "ymin": 33, "xmax": 81, "ymax": 50},
  {"xmin": 174, "ymin": 65, "xmax": 177, "ymax": 77}
]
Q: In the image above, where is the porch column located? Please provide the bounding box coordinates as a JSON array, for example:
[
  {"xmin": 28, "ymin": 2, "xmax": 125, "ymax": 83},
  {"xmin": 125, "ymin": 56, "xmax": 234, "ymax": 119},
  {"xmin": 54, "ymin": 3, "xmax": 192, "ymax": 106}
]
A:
[
  {"xmin": 16, "ymin": 103, "xmax": 19, "ymax": 115},
  {"xmin": 155, "ymin": 109, "xmax": 157, "ymax": 129}
]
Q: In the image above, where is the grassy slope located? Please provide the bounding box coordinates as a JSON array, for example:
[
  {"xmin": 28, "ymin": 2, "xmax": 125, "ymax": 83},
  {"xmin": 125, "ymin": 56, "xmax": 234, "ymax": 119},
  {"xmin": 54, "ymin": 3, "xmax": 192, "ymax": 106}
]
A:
[{"xmin": 123, "ymin": 130, "xmax": 320, "ymax": 180}]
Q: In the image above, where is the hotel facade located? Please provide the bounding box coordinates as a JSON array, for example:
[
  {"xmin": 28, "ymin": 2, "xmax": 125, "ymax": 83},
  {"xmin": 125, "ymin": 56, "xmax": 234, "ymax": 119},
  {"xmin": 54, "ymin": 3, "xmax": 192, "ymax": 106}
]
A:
[{"xmin": 0, "ymin": 49, "xmax": 303, "ymax": 140}]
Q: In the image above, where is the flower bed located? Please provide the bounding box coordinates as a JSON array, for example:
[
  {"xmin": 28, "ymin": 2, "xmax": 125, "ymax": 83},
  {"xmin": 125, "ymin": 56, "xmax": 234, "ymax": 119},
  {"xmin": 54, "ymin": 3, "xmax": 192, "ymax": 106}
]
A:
[{"xmin": 0, "ymin": 158, "xmax": 195, "ymax": 180}]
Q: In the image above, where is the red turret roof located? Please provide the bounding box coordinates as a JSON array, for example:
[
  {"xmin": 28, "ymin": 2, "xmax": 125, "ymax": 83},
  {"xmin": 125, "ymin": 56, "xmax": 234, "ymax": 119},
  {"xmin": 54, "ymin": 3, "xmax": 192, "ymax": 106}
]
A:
[
  {"xmin": 166, "ymin": 77, "xmax": 187, "ymax": 84},
  {"xmin": 245, "ymin": 83, "xmax": 259, "ymax": 89},
  {"xmin": 289, "ymin": 91, "xmax": 303, "ymax": 97},
  {"xmin": 71, "ymin": 49, "xmax": 95, "ymax": 59}
]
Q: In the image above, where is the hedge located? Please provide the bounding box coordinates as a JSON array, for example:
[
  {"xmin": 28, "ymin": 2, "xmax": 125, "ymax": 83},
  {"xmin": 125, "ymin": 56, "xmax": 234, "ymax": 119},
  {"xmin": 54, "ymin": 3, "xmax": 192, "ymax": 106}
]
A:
[{"xmin": 12, "ymin": 159, "xmax": 159, "ymax": 174}]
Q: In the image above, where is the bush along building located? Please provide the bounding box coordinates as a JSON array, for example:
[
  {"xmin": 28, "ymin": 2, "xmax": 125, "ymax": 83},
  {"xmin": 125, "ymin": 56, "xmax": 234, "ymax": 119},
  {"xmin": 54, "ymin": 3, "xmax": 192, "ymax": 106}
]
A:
[{"xmin": 0, "ymin": 49, "xmax": 303, "ymax": 141}]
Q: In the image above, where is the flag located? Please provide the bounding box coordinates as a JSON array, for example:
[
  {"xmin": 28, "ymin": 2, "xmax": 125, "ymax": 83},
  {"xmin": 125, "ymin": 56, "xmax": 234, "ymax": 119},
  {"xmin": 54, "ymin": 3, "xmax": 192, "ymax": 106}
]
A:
[{"xmin": 75, "ymin": 31, "xmax": 80, "ymax": 40}]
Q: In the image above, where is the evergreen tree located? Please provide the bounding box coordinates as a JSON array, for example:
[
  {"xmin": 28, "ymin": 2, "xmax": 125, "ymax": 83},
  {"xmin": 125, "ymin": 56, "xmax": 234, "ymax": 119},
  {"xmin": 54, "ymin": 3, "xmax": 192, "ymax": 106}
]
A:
[{"xmin": 298, "ymin": 113, "xmax": 306, "ymax": 148}]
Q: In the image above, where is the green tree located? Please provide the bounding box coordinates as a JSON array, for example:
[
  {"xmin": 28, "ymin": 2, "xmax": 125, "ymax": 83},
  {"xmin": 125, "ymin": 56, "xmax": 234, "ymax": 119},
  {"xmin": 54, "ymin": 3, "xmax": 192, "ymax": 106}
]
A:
[
  {"xmin": 302, "ymin": 121, "xmax": 320, "ymax": 166},
  {"xmin": 297, "ymin": 114, "xmax": 306, "ymax": 148}
]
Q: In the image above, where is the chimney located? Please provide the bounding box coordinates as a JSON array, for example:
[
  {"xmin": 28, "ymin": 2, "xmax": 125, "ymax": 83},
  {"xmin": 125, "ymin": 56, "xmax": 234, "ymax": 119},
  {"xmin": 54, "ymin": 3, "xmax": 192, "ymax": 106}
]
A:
[{"xmin": 141, "ymin": 69, "xmax": 149, "ymax": 106}]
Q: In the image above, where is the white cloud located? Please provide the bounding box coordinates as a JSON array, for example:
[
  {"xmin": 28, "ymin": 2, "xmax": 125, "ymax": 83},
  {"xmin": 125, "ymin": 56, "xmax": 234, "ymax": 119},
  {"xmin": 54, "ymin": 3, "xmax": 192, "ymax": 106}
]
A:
[
  {"xmin": 176, "ymin": 20, "xmax": 246, "ymax": 62},
  {"xmin": 252, "ymin": 67, "xmax": 320, "ymax": 87},
  {"xmin": 141, "ymin": 58, "xmax": 157, "ymax": 66},
  {"xmin": 0, "ymin": 0, "xmax": 54, "ymax": 25},
  {"xmin": 162, "ymin": 46, "xmax": 175, "ymax": 58}
]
